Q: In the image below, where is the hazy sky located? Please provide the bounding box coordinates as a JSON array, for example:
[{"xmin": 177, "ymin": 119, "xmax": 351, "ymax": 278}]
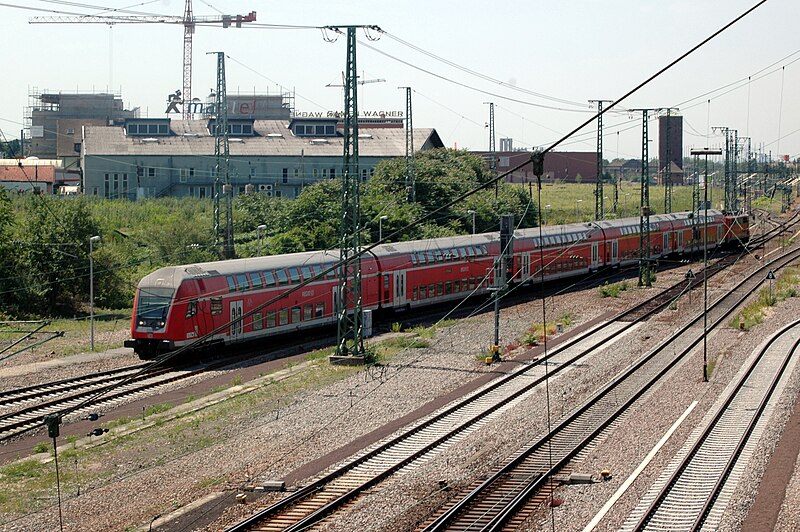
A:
[{"xmin": 1, "ymin": 0, "xmax": 798, "ymax": 162}]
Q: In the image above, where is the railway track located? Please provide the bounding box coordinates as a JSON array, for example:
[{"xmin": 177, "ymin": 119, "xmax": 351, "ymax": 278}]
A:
[
  {"xmin": 417, "ymin": 245, "xmax": 800, "ymax": 531},
  {"xmin": 623, "ymin": 319, "xmax": 800, "ymax": 531},
  {"xmin": 0, "ymin": 363, "xmax": 196, "ymax": 442},
  {"xmin": 223, "ymin": 238, "xmax": 778, "ymax": 531}
]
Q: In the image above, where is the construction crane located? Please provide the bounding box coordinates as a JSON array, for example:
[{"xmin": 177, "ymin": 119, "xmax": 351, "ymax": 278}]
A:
[{"xmin": 29, "ymin": 1, "xmax": 256, "ymax": 120}]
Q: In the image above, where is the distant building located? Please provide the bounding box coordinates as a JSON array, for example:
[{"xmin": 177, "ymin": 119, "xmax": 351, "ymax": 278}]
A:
[
  {"xmin": 0, "ymin": 163, "xmax": 55, "ymax": 194},
  {"xmin": 473, "ymin": 150, "xmax": 598, "ymax": 183},
  {"xmin": 81, "ymin": 117, "xmax": 443, "ymax": 200},
  {"xmin": 658, "ymin": 115, "xmax": 684, "ymax": 184}
]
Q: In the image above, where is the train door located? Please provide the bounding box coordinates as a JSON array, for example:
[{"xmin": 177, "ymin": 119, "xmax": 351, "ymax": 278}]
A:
[
  {"xmin": 229, "ymin": 300, "xmax": 243, "ymax": 340},
  {"xmin": 332, "ymin": 286, "xmax": 340, "ymax": 315},
  {"xmin": 591, "ymin": 242, "xmax": 600, "ymax": 270},
  {"xmin": 393, "ymin": 271, "xmax": 407, "ymax": 306},
  {"xmin": 521, "ymin": 254, "xmax": 530, "ymax": 281},
  {"xmin": 677, "ymin": 231, "xmax": 684, "ymax": 253},
  {"xmin": 717, "ymin": 224, "xmax": 724, "ymax": 243},
  {"xmin": 663, "ymin": 232, "xmax": 671, "ymax": 255},
  {"xmin": 611, "ymin": 239, "xmax": 619, "ymax": 265}
]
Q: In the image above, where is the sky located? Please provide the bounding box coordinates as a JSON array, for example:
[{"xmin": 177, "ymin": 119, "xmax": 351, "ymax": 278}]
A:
[{"xmin": 1, "ymin": 0, "xmax": 799, "ymax": 162}]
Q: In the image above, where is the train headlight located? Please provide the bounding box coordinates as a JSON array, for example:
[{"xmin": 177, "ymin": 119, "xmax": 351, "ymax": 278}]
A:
[{"xmin": 159, "ymin": 321, "xmax": 165, "ymax": 327}]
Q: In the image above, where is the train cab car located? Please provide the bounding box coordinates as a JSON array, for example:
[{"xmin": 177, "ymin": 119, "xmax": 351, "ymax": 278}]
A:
[
  {"xmin": 125, "ymin": 251, "xmax": 381, "ymax": 359},
  {"xmin": 723, "ymin": 213, "xmax": 750, "ymax": 247}
]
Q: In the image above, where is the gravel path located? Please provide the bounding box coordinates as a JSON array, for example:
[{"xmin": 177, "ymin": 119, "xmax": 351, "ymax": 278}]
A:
[{"xmin": 2, "ymin": 249, "xmax": 798, "ymax": 532}]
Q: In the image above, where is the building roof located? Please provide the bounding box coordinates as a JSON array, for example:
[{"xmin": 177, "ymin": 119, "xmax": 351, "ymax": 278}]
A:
[
  {"xmin": 0, "ymin": 165, "xmax": 55, "ymax": 183},
  {"xmin": 83, "ymin": 119, "xmax": 443, "ymax": 157}
]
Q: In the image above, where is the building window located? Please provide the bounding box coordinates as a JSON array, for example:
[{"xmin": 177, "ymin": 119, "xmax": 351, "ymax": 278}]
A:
[
  {"xmin": 73, "ymin": 143, "xmax": 81, "ymax": 153},
  {"xmin": 330, "ymin": 168, "xmax": 336, "ymax": 179},
  {"xmin": 361, "ymin": 169, "xmax": 367, "ymax": 181},
  {"xmin": 282, "ymin": 168, "xmax": 288, "ymax": 181},
  {"xmin": 313, "ymin": 168, "xmax": 318, "ymax": 178},
  {"xmin": 282, "ymin": 172, "xmax": 288, "ymax": 184},
  {"xmin": 148, "ymin": 167, "xmax": 155, "ymax": 178},
  {"xmin": 293, "ymin": 168, "xmax": 299, "ymax": 177},
  {"xmin": 66, "ymin": 128, "xmax": 75, "ymax": 135},
  {"xmin": 189, "ymin": 167, "xmax": 194, "ymax": 177}
]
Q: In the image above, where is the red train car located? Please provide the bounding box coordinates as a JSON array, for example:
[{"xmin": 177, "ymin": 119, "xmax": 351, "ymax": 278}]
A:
[{"xmin": 125, "ymin": 210, "xmax": 741, "ymax": 359}]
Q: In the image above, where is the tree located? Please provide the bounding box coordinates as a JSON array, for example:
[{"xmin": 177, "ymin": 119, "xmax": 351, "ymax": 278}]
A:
[{"xmin": 14, "ymin": 196, "xmax": 102, "ymax": 315}]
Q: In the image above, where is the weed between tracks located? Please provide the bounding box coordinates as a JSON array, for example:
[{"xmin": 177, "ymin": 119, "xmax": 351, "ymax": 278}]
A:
[{"xmin": 732, "ymin": 267, "xmax": 800, "ymax": 330}]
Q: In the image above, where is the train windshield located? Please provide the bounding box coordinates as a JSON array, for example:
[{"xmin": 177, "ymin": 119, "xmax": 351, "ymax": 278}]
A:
[{"xmin": 136, "ymin": 287, "xmax": 174, "ymax": 328}]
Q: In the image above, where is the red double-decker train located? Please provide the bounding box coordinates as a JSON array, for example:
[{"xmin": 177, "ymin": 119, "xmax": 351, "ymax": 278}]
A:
[{"xmin": 125, "ymin": 210, "xmax": 749, "ymax": 359}]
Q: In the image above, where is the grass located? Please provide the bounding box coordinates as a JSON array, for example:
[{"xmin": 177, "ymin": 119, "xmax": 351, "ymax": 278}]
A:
[
  {"xmin": 0, "ymin": 309, "xmax": 132, "ymax": 359},
  {"xmin": 408, "ymin": 319, "xmax": 458, "ymax": 339},
  {"xmin": 598, "ymin": 280, "xmax": 630, "ymax": 298},
  {"xmin": 526, "ymin": 183, "xmax": 723, "ymax": 225}
]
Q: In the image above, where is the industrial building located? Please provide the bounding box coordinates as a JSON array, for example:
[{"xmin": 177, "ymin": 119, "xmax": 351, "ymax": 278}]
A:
[
  {"xmin": 658, "ymin": 114, "xmax": 684, "ymax": 184},
  {"xmin": 81, "ymin": 116, "xmax": 443, "ymax": 200},
  {"xmin": 473, "ymin": 149, "xmax": 599, "ymax": 183}
]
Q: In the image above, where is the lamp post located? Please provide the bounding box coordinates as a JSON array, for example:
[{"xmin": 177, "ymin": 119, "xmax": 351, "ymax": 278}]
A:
[
  {"xmin": 89, "ymin": 235, "xmax": 100, "ymax": 352},
  {"xmin": 544, "ymin": 204, "xmax": 551, "ymax": 225},
  {"xmin": 379, "ymin": 215, "xmax": 388, "ymax": 241},
  {"xmin": 691, "ymin": 148, "xmax": 722, "ymax": 383},
  {"xmin": 467, "ymin": 210, "xmax": 476, "ymax": 234},
  {"xmin": 256, "ymin": 224, "xmax": 267, "ymax": 256},
  {"xmin": 575, "ymin": 199, "xmax": 583, "ymax": 223}
]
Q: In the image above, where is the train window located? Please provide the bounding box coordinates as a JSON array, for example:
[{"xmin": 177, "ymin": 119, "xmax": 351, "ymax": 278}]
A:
[
  {"xmin": 462, "ymin": 278, "xmax": 468, "ymax": 290},
  {"xmin": 301, "ymin": 266, "xmax": 312, "ymax": 280},
  {"xmin": 185, "ymin": 300, "xmax": 197, "ymax": 318},
  {"xmin": 434, "ymin": 250, "xmax": 443, "ymax": 262},
  {"xmin": 325, "ymin": 264, "xmax": 337, "ymax": 279},
  {"xmin": 417, "ymin": 252, "xmax": 426, "ymax": 264},
  {"xmin": 303, "ymin": 304, "xmax": 313, "ymax": 320},
  {"xmin": 252, "ymin": 312, "xmax": 263, "ymax": 331},
  {"xmin": 412, "ymin": 287, "xmax": 418, "ymax": 300},
  {"xmin": 445, "ymin": 281, "xmax": 452, "ymax": 295},
  {"xmin": 458, "ymin": 248, "xmax": 466, "ymax": 259},
  {"xmin": 419, "ymin": 285, "xmax": 426, "ymax": 299},
  {"xmin": 266, "ymin": 311, "xmax": 276, "ymax": 328},
  {"xmin": 226, "ymin": 276, "xmax": 236, "ymax": 292},
  {"xmin": 480, "ymin": 245, "xmax": 487, "ymax": 255},
  {"xmin": 411, "ymin": 254, "xmax": 417, "ymax": 265},
  {"xmin": 210, "ymin": 297, "xmax": 223, "ymax": 315},
  {"xmin": 315, "ymin": 302, "xmax": 324, "ymax": 318},
  {"xmin": 276, "ymin": 270, "xmax": 289, "ymax": 286},
  {"xmin": 236, "ymin": 273, "xmax": 250, "ymax": 291},
  {"xmin": 466, "ymin": 246, "xmax": 475, "ymax": 257},
  {"xmin": 250, "ymin": 272, "xmax": 263, "ymax": 290},
  {"xmin": 288, "ymin": 268, "xmax": 301, "ymax": 283},
  {"xmin": 469, "ymin": 278, "xmax": 476, "ymax": 290},
  {"xmin": 426, "ymin": 251, "xmax": 435, "ymax": 263},
  {"xmin": 428, "ymin": 283, "xmax": 435, "ymax": 297},
  {"xmin": 443, "ymin": 250, "xmax": 452, "ymax": 261},
  {"xmin": 437, "ymin": 282, "xmax": 444, "ymax": 296},
  {"xmin": 384, "ymin": 274, "xmax": 390, "ymax": 289},
  {"xmin": 291, "ymin": 306, "xmax": 301, "ymax": 323},
  {"xmin": 263, "ymin": 271, "xmax": 276, "ymax": 287},
  {"xmin": 311, "ymin": 264, "xmax": 322, "ymax": 276},
  {"xmin": 279, "ymin": 309, "xmax": 289, "ymax": 325}
]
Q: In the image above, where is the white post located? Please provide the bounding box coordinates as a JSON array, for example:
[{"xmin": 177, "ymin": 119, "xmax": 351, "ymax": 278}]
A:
[
  {"xmin": 379, "ymin": 215, "xmax": 388, "ymax": 241},
  {"xmin": 256, "ymin": 224, "xmax": 267, "ymax": 256}
]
